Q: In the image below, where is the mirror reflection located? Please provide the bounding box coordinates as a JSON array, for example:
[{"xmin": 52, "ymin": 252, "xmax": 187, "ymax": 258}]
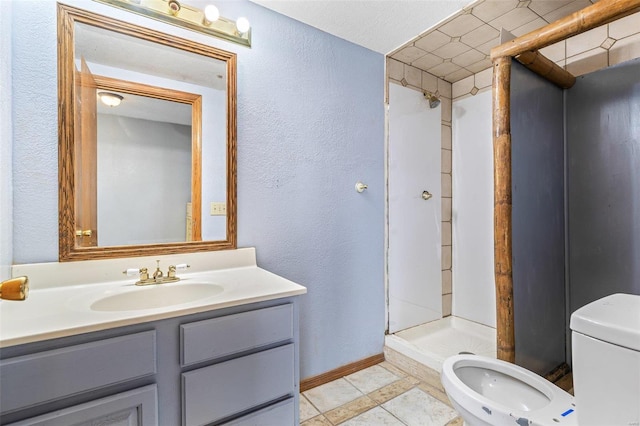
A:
[{"xmin": 58, "ymin": 5, "xmax": 237, "ymax": 261}]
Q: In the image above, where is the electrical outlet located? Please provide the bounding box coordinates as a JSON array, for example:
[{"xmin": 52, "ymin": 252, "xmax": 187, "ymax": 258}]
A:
[{"xmin": 210, "ymin": 202, "xmax": 227, "ymax": 216}]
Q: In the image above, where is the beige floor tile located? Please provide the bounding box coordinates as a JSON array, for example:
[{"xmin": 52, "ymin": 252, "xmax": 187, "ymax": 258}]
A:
[
  {"xmin": 417, "ymin": 381, "xmax": 453, "ymax": 407},
  {"xmin": 300, "ymin": 394, "xmax": 321, "ymax": 422},
  {"xmin": 368, "ymin": 376, "xmax": 419, "ymax": 405},
  {"xmin": 445, "ymin": 416, "xmax": 464, "ymax": 426},
  {"xmin": 379, "ymin": 361, "xmax": 409, "ymax": 378},
  {"xmin": 303, "ymin": 378, "xmax": 364, "ymax": 413},
  {"xmin": 340, "ymin": 406, "xmax": 406, "ymax": 425},
  {"xmin": 382, "ymin": 388, "xmax": 458, "ymax": 426},
  {"xmin": 324, "ymin": 395, "xmax": 377, "ymax": 424},
  {"xmin": 345, "ymin": 364, "xmax": 402, "ymax": 394},
  {"xmin": 301, "ymin": 414, "xmax": 333, "ymax": 426}
]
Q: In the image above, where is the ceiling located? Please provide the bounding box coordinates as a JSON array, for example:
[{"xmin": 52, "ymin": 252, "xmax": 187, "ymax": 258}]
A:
[
  {"xmin": 249, "ymin": 0, "xmax": 468, "ymax": 54},
  {"xmin": 250, "ymin": 0, "xmax": 600, "ymax": 83}
]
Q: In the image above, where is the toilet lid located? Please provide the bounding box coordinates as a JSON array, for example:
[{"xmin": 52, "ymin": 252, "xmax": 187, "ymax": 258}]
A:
[{"xmin": 570, "ymin": 293, "xmax": 640, "ymax": 351}]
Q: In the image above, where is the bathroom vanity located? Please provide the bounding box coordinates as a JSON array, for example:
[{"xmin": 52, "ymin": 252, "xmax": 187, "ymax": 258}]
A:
[{"xmin": 0, "ymin": 249, "xmax": 306, "ymax": 426}]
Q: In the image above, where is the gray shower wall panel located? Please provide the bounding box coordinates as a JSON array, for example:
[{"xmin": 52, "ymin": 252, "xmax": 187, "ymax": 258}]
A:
[
  {"xmin": 566, "ymin": 58, "xmax": 640, "ymax": 316},
  {"xmin": 511, "ymin": 61, "xmax": 566, "ymax": 375}
]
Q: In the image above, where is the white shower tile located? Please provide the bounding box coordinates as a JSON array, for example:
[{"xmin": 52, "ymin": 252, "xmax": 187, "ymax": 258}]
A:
[
  {"xmin": 387, "ymin": 58, "xmax": 404, "ymax": 82},
  {"xmin": 345, "ymin": 365, "xmax": 402, "ymax": 394},
  {"xmin": 608, "ymin": 12, "xmax": 640, "ymax": 40},
  {"xmin": 382, "ymin": 388, "xmax": 458, "ymax": 426}
]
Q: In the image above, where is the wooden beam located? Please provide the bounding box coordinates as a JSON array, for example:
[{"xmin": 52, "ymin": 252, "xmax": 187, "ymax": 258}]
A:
[
  {"xmin": 492, "ymin": 56, "xmax": 515, "ymax": 363},
  {"xmin": 491, "ymin": 0, "xmax": 640, "ymax": 59},
  {"xmin": 515, "ymin": 50, "xmax": 576, "ymax": 89}
]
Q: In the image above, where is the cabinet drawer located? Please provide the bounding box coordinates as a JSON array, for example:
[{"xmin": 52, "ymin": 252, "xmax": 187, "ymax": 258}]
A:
[
  {"xmin": 221, "ymin": 398, "xmax": 295, "ymax": 426},
  {"xmin": 0, "ymin": 331, "xmax": 156, "ymax": 413},
  {"xmin": 7, "ymin": 385, "xmax": 158, "ymax": 426},
  {"xmin": 182, "ymin": 344, "xmax": 294, "ymax": 426},
  {"xmin": 180, "ymin": 304, "xmax": 293, "ymax": 366}
]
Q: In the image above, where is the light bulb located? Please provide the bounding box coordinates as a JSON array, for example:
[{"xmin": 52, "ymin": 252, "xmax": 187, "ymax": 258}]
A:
[
  {"xmin": 204, "ymin": 5, "xmax": 219, "ymax": 23},
  {"xmin": 236, "ymin": 17, "xmax": 250, "ymax": 33}
]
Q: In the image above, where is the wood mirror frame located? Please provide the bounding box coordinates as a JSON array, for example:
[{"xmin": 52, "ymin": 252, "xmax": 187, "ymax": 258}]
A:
[
  {"xmin": 490, "ymin": 0, "xmax": 640, "ymax": 363},
  {"xmin": 58, "ymin": 4, "xmax": 237, "ymax": 261}
]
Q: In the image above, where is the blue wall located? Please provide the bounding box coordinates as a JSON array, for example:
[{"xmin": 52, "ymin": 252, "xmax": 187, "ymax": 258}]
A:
[{"xmin": 9, "ymin": 0, "xmax": 385, "ymax": 378}]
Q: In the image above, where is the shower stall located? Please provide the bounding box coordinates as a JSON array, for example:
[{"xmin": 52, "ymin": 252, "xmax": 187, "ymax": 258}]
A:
[{"xmin": 385, "ymin": 82, "xmax": 496, "ymax": 372}]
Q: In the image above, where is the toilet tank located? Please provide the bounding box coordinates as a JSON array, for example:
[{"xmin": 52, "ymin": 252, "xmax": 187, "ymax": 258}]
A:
[{"xmin": 570, "ymin": 293, "xmax": 640, "ymax": 426}]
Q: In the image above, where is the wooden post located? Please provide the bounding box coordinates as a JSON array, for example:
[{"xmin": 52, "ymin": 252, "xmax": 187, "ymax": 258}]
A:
[
  {"xmin": 493, "ymin": 56, "xmax": 515, "ymax": 363},
  {"xmin": 514, "ymin": 50, "xmax": 576, "ymax": 89},
  {"xmin": 491, "ymin": 0, "xmax": 640, "ymax": 59}
]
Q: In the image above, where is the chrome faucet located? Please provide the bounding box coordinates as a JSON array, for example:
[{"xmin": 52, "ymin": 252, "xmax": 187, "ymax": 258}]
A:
[{"xmin": 123, "ymin": 261, "xmax": 190, "ymax": 286}]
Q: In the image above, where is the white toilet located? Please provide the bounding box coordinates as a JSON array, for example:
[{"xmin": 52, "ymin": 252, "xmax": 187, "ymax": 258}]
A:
[{"xmin": 441, "ymin": 293, "xmax": 640, "ymax": 426}]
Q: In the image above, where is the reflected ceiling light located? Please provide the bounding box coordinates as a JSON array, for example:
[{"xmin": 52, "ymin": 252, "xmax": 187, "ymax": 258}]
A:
[
  {"xmin": 93, "ymin": 0, "xmax": 251, "ymax": 47},
  {"xmin": 98, "ymin": 92, "xmax": 124, "ymax": 107}
]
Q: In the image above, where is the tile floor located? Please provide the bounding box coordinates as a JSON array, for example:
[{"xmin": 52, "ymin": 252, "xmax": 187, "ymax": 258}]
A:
[{"xmin": 300, "ymin": 362, "xmax": 463, "ymax": 425}]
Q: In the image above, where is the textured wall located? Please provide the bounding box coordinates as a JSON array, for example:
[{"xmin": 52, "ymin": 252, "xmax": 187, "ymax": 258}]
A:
[
  {"xmin": 10, "ymin": 0, "xmax": 385, "ymax": 378},
  {"xmin": 511, "ymin": 62, "xmax": 566, "ymax": 375},
  {"xmin": 0, "ymin": 1, "xmax": 12, "ymax": 280}
]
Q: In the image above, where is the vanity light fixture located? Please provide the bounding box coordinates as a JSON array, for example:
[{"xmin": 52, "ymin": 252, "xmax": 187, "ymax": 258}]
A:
[
  {"xmin": 98, "ymin": 92, "xmax": 124, "ymax": 107},
  {"xmin": 93, "ymin": 0, "xmax": 251, "ymax": 47}
]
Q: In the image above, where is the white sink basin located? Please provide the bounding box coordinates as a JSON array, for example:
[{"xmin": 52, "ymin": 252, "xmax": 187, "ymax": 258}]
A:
[{"xmin": 90, "ymin": 283, "xmax": 224, "ymax": 312}]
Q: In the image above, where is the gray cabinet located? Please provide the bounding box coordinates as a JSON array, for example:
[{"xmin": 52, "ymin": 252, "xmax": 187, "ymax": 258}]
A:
[{"xmin": 0, "ymin": 298, "xmax": 300, "ymax": 425}]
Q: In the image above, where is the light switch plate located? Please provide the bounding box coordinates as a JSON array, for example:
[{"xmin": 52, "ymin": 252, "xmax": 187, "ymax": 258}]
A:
[{"xmin": 210, "ymin": 202, "xmax": 227, "ymax": 215}]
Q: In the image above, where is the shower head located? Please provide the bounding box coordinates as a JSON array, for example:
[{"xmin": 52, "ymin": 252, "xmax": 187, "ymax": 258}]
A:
[{"xmin": 424, "ymin": 92, "xmax": 441, "ymax": 109}]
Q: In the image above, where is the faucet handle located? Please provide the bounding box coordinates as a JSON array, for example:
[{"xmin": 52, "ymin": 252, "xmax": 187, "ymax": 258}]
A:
[
  {"xmin": 175, "ymin": 264, "xmax": 190, "ymax": 271},
  {"xmin": 123, "ymin": 267, "xmax": 149, "ymax": 281}
]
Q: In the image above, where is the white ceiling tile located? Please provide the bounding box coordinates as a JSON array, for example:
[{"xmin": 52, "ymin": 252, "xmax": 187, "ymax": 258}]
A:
[
  {"xmin": 412, "ymin": 53, "xmax": 445, "ymax": 70},
  {"xmin": 476, "ymin": 36, "xmax": 502, "ymax": 55},
  {"xmin": 445, "ymin": 68, "xmax": 474, "ymax": 82},
  {"xmin": 566, "ymin": 26, "xmax": 608, "ymax": 57},
  {"xmin": 439, "ymin": 14, "xmax": 485, "ymax": 37},
  {"xmin": 472, "ymin": 0, "xmax": 519, "ymax": 22},
  {"xmin": 489, "ymin": 7, "xmax": 539, "ymax": 31},
  {"xmin": 460, "ymin": 24, "xmax": 500, "ymax": 48},
  {"xmin": 528, "ymin": 0, "xmax": 572, "ymax": 17},
  {"xmin": 451, "ymin": 49, "xmax": 486, "ymax": 67},
  {"xmin": 428, "ymin": 61, "xmax": 463, "ymax": 78},
  {"xmin": 543, "ymin": 0, "xmax": 591, "ymax": 24},
  {"xmin": 392, "ymin": 45, "xmax": 428, "ymax": 63},
  {"xmin": 414, "ymin": 30, "xmax": 452, "ymax": 53},
  {"xmin": 432, "ymin": 41, "xmax": 472, "ymax": 59},
  {"xmin": 511, "ymin": 17, "xmax": 548, "ymax": 36},
  {"xmin": 465, "ymin": 57, "xmax": 493, "ymax": 73}
]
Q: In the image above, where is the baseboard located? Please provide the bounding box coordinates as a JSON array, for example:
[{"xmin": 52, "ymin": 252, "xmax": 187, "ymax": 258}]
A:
[
  {"xmin": 544, "ymin": 362, "xmax": 574, "ymax": 393},
  {"xmin": 300, "ymin": 353, "xmax": 385, "ymax": 392}
]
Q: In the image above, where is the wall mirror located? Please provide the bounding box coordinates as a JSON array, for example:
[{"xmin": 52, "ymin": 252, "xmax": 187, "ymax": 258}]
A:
[{"xmin": 58, "ymin": 4, "xmax": 237, "ymax": 261}]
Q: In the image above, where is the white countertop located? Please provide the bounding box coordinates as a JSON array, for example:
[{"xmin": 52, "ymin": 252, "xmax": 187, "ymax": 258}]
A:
[{"xmin": 0, "ymin": 249, "xmax": 306, "ymax": 347}]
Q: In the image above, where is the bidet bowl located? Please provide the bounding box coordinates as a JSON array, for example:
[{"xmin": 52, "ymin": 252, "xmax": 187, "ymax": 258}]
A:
[
  {"xmin": 441, "ymin": 355, "xmax": 575, "ymax": 426},
  {"xmin": 90, "ymin": 283, "xmax": 224, "ymax": 312}
]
